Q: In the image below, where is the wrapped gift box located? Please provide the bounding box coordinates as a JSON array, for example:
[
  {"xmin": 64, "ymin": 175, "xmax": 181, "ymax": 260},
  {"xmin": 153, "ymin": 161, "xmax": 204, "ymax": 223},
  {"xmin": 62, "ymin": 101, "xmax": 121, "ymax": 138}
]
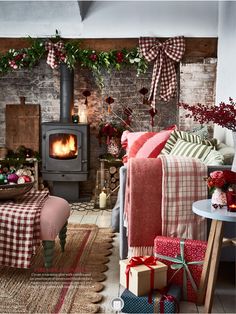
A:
[
  {"xmin": 120, "ymin": 257, "xmax": 167, "ymax": 296},
  {"xmin": 121, "ymin": 284, "xmax": 181, "ymax": 313},
  {"xmin": 154, "ymin": 236, "xmax": 207, "ymax": 303}
]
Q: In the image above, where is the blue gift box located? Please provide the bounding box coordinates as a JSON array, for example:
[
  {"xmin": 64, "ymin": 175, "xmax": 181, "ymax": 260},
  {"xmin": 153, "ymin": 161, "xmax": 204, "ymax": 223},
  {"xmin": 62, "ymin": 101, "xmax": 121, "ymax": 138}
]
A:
[{"xmin": 121, "ymin": 284, "xmax": 181, "ymax": 313}]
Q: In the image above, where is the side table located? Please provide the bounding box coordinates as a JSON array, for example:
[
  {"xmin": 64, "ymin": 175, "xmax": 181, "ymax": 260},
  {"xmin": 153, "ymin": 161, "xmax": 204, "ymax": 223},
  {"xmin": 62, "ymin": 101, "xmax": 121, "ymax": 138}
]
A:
[{"xmin": 192, "ymin": 199, "xmax": 236, "ymax": 313}]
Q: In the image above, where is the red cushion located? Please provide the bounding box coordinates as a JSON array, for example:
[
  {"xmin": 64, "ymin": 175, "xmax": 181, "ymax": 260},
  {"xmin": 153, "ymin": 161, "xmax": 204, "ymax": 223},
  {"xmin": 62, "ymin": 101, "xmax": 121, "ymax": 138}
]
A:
[{"xmin": 121, "ymin": 126, "xmax": 176, "ymax": 163}]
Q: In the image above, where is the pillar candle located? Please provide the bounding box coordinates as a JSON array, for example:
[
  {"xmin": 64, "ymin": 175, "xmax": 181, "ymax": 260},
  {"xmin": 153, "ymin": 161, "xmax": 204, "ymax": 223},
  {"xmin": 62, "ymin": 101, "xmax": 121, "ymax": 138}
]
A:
[{"xmin": 99, "ymin": 189, "xmax": 107, "ymax": 209}]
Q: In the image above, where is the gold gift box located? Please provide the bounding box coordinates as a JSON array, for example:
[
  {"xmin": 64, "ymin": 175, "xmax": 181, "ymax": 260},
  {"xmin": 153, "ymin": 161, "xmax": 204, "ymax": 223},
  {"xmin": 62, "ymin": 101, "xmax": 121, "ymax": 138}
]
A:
[{"xmin": 120, "ymin": 258, "xmax": 168, "ymax": 296}]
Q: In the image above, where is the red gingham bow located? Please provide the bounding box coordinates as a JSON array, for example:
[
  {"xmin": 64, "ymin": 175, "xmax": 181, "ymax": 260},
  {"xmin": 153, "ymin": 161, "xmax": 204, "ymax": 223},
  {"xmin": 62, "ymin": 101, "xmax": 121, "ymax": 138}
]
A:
[
  {"xmin": 45, "ymin": 41, "xmax": 65, "ymax": 69},
  {"xmin": 139, "ymin": 36, "xmax": 185, "ymax": 107}
]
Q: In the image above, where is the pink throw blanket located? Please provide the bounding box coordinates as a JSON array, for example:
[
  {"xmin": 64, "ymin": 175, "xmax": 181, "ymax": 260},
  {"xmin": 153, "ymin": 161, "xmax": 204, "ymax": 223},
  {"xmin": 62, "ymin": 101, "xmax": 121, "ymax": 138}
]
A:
[
  {"xmin": 125, "ymin": 156, "xmax": 207, "ymax": 256},
  {"xmin": 124, "ymin": 158, "xmax": 162, "ymax": 254},
  {"xmin": 0, "ymin": 190, "xmax": 49, "ymax": 268}
]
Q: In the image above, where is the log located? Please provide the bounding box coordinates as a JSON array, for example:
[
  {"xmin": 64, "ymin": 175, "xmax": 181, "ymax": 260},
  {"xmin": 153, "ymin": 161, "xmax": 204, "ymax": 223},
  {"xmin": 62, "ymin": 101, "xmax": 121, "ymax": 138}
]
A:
[
  {"xmin": 110, "ymin": 183, "xmax": 116, "ymax": 190},
  {"xmin": 109, "ymin": 166, "xmax": 117, "ymax": 175},
  {"xmin": 114, "ymin": 172, "xmax": 119, "ymax": 179},
  {"xmin": 111, "ymin": 177, "xmax": 117, "ymax": 183}
]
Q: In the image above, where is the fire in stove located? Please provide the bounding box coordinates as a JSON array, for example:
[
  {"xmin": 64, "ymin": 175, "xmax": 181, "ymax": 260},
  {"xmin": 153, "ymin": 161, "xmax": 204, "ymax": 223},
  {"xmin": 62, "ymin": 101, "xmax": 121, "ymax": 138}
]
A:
[{"xmin": 49, "ymin": 134, "xmax": 78, "ymax": 160}]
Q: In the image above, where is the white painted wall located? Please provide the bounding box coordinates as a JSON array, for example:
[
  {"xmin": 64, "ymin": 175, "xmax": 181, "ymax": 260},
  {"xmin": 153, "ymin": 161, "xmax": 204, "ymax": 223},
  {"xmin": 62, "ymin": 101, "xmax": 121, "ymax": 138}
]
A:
[
  {"xmin": 0, "ymin": 1, "xmax": 82, "ymax": 37},
  {"xmin": 214, "ymin": 1, "xmax": 236, "ymax": 147},
  {"xmin": 82, "ymin": 1, "xmax": 219, "ymax": 38},
  {"xmin": 0, "ymin": 1, "xmax": 218, "ymax": 38}
]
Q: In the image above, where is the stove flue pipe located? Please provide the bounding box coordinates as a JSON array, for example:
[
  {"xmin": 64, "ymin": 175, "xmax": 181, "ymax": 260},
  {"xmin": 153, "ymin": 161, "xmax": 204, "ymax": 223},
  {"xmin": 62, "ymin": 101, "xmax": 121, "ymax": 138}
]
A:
[{"xmin": 60, "ymin": 63, "xmax": 74, "ymax": 123}]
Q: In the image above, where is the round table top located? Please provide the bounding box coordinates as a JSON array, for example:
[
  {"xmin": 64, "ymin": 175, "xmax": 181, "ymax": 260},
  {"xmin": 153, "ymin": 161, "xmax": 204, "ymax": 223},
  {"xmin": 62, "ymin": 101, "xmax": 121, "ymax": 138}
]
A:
[{"xmin": 192, "ymin": 199, "xmax": 236, "ymax": 222}]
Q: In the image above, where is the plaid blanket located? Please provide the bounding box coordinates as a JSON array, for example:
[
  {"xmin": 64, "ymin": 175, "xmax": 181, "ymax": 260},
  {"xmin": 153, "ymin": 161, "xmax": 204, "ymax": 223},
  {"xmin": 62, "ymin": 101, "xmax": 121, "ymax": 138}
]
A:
[
  {"xmin": 0, "ymin": 190, "xmax": 49, "ymax": 269},
  {"xmin": 159, "ymin": 155, "xmax": 207, "ymax": 240}
]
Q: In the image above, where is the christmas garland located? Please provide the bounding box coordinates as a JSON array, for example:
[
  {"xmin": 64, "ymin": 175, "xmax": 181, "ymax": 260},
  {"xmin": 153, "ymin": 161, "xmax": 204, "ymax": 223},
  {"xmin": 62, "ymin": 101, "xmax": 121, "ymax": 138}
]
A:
[{"xmin": 0, "ymin": 34, "xmax": 148, "ymax": 88}]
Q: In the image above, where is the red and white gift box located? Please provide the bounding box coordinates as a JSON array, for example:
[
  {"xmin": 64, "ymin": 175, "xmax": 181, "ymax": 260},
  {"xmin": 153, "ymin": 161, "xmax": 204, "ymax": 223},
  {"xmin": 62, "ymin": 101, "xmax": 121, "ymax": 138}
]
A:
[{"xmin": 154, "ymin": 236, "xmax": 207, "ymax": 303}]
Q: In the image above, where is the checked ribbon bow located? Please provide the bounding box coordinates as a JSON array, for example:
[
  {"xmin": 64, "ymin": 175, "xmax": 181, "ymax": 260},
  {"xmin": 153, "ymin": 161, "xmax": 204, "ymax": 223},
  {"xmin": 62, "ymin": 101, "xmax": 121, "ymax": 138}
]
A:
[
  {"xmin": 139, "ymin": 36, "xmax": 185, "ymax": 108},
  {"xmin": 45, "ymin": 41, "xmax": 65, "ymax": 69},
  {"xmin": 155, "ymin": 239, "xmax": 203, "ymax": 300}
]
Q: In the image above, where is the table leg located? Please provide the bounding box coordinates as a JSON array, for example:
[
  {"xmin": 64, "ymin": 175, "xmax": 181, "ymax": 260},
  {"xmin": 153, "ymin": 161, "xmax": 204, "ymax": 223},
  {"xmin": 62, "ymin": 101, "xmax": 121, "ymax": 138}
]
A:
[
  {"xmin": 197, "ymin": 219, "xmax": 217, "ymax": 305},
  {"xmin": 204, "ymin": 220, "xmax": 224, "ymax": 313}
]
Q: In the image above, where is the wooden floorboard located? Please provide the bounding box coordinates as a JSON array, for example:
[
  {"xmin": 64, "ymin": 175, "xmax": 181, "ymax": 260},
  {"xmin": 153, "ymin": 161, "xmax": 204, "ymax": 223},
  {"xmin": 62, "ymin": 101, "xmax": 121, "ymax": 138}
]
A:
[{"xmin": 69, "ymin": 210, "xmax": 235, "ymax": 313}]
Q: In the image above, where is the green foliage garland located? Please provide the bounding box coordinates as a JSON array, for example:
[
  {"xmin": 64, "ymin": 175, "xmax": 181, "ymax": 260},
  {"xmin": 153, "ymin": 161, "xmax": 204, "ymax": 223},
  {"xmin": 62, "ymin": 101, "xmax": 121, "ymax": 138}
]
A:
[{"xmin": 0, "ymin": 35, "xmax": 148, "ymax": 88}]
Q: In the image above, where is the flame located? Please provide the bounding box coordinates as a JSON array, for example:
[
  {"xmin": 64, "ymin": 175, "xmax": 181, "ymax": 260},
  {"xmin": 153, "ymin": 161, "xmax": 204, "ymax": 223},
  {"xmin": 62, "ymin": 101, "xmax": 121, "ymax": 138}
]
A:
[{"xmin": 51, "ymin": 135, "xmax": 78, "ymax": 158}]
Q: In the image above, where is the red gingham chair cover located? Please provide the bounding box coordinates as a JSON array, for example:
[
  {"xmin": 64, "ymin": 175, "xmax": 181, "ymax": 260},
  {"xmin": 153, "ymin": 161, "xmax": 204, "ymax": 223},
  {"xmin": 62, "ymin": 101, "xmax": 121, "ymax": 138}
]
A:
[
  {"xmin": 0, "ymin": 190, "xmax": 49, "ymax": 268},
  {"xmin": 139, "ymin": 36, "xmax": 185, "ymax": 108}
]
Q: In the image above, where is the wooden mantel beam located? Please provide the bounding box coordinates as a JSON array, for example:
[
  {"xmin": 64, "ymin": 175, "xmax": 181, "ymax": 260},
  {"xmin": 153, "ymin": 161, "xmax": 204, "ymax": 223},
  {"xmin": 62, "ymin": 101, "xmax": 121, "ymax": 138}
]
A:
[{"xmin": 0, "ymin": 37, "xmax": 217, "ymax": 58}]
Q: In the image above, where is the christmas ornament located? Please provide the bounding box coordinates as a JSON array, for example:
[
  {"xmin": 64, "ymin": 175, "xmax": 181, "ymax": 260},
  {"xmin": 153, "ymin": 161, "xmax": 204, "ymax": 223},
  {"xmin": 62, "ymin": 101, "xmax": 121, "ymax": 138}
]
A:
[
  {"xmin": 17, "ymin": 175, "xmax": 31, "ymax": 184},
  {"xmin": 116, "ymin": 51, "xmax": 124, "ymax": 63},
  {"xmin": 7, "ymin": 173, "xmax": 19, "ymax": 184},
  {"xmin": 0, "ymin": 173, "xmax": 5, "ymax": 185},
  {"xmin": 89, "ymin": 52, "xmax": 98, "ymax": 62},
  {"xmin": 149, "ymin": 107, "xmax": 157, "ymax": 127},
  {"xmin": 105, "ymin": 96, "xmax": 114, "ymax": 114},
  {"xmin": 139, "ymin": 87, "xmax": 149, "ymax": 105}
]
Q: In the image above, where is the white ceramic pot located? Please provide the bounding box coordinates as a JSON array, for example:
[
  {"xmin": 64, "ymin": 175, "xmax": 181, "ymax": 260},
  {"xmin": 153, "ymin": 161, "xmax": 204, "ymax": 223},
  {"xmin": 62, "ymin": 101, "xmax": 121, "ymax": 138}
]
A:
[{"xmin": 211, "ymin": 187, "xmax": 227, "ymax": 207}]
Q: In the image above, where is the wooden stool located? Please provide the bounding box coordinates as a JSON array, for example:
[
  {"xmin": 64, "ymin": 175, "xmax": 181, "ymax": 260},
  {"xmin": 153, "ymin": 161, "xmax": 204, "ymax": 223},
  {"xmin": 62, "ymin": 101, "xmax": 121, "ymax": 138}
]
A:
[
  {"xmin": 40, "ymin": 196, "xmax": 71, "ymax": 268},
  {"xmin": 192, "ymin": 199, "xmax": 236, "ymax": 313}
]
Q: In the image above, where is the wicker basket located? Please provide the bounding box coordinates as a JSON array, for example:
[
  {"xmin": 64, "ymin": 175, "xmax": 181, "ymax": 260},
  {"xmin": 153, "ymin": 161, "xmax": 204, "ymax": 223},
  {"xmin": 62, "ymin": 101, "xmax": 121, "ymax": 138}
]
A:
[{"xmin": 0, "ymin": 182, "xmax": 34, "ymax": 200}]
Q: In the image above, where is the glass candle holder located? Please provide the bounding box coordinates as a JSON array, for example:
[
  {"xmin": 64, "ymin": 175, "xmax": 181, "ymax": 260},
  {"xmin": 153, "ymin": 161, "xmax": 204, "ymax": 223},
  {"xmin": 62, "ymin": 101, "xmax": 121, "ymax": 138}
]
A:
[
  {"xmin": 72, "ymin": 114, "xmax": 79, "ymax": 123},
  {"xmin": 226, "ymin": 190, "xmax": 236, "ymax": 212}
]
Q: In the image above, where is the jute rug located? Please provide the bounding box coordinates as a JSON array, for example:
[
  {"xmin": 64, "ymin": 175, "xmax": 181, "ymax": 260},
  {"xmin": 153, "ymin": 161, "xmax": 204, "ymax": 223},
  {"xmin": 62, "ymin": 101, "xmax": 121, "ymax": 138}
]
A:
[{"xmin": 0, "ymin": 224, "xmax": 114, "ymax": 314}]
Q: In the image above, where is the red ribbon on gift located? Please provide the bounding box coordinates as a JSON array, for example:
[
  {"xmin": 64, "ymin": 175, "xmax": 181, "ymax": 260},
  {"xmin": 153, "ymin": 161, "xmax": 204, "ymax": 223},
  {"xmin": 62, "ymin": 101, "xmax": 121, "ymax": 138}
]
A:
[
  {"xmin": 125, "ymin": 256, "xmax": 157, "ymax": 304},
  {"xmin": 159, "ymin": 294, "xmax": 179, "ymax": 314}
]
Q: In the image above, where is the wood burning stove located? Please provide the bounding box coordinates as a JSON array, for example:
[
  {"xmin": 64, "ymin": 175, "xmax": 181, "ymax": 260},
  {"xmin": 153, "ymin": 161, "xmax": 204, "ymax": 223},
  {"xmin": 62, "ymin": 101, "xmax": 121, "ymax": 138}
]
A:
[{"xmin": 41, "ymin": 64, "xmax": 90, "ymax": 202}]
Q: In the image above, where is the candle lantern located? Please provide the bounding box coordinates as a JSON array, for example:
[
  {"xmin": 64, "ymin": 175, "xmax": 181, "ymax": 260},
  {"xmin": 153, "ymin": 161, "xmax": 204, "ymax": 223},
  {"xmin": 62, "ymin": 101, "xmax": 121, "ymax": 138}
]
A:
[
  {"xmin": 72, "ymin": 114, "xmax": 79, "ymax": 123},
  {"xmin": 226, "ymin": 190, "xmax": 236, "ymax": 212}
]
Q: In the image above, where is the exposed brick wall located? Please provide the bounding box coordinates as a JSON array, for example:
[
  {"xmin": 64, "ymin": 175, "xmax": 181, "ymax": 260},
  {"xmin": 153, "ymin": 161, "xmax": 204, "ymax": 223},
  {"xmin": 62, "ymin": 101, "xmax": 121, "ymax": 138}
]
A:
[
  {"xmin": 0, "ymin": 57, "xmax": 217, "ymax": 195},
  {"xmin": 179, "ymin": 58, "xmax": 217, "ymax": 135}
]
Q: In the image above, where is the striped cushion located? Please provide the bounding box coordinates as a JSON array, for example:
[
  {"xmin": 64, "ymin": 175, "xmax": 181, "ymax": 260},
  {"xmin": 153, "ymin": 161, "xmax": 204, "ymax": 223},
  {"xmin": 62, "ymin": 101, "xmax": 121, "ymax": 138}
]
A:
[
  {"xmin": 169, "ymin": 139, "xmax": 213, "ymax": 162},
  {"xmin": 121, "ymin": 128, "xmax": 175, "ymax": 162},
  {"xmin": 204, "ymin": 149, "xmax": 224, "ymax": 166},
  {"xmin": 162, "ymin": 129, "xmax": 217, "ymax": 155}
]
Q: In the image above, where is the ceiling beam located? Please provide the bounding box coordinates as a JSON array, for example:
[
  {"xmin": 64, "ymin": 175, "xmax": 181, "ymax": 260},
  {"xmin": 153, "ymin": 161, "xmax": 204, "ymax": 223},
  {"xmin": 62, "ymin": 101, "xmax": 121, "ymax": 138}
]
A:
[{"xmin": 0, "ymin": 38, "xmax": 217, "ymax": 58}]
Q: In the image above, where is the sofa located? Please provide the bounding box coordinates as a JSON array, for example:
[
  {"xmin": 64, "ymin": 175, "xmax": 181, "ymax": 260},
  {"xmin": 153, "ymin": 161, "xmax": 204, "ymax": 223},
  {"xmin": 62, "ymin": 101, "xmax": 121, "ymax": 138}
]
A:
[
  {"xmin": 111, "ymin": 128, "xmax": 235, "ymax": 260},
  {"xmin": 117, "ymin": 164, "xmax": 235, "ymax": 260}
]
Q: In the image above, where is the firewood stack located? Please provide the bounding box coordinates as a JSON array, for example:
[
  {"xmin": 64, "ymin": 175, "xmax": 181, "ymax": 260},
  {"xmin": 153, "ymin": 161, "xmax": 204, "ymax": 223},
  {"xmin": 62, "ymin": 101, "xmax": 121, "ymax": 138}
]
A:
[{"xmin": 94, "ymin": 159, "xmax": 123, "ymax": 208}]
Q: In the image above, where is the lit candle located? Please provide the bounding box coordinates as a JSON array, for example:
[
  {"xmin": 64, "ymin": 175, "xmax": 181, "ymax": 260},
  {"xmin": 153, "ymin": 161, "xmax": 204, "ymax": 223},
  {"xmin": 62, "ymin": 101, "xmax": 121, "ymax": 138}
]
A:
[
  {"xmin": 99, "ymin": 188, "xmax": 107, "ymax": 209},
  {"xmin": 228, "ymin": 204, "xmax": 236, "ymax": 212}
]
